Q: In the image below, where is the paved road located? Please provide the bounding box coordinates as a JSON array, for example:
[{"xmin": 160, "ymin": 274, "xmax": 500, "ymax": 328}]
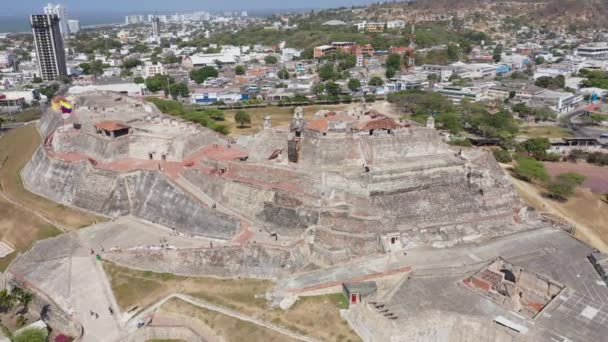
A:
[{"xmin": 560, "ymin": 107, "xmax": 608, "ymax": 142}]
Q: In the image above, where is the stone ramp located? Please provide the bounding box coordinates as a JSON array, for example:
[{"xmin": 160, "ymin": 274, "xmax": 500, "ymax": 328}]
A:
[{"xmin": 276, "ymin": 253, "xmax": 411, "ymax": 295}]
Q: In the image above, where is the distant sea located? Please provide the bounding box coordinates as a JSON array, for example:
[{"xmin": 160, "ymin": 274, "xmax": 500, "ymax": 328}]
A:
[
  {"xmin": 0, "ymin": 8, "xmax": 303, "ymax": 34},
  {"xmin": 0, "ymin": 13, "xmax": 128, "ymax": 33}
]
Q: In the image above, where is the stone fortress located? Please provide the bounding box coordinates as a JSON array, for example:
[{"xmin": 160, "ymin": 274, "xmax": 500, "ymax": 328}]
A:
[
  {"xmin": 11, "ymin": 91, "xmax": 608, "ymax": 341},
  {"xmin": 23, "ymin": 92, "xmax": 534, "ymax": 267}
]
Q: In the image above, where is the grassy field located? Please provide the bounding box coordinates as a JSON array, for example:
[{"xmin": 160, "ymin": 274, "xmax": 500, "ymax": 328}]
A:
[
  {"xmin": 103, "ymin": 262, "xmax": 360, "ymax": 341},
  {"xmin": 517, "ymin": 125, "xmax": 573, "ymax": 139},
  {"xmin": 0, "ymin": 124, "xmax": 100, "ymax": 229},
  {"xmin": 9, "ymin": 108, "xmax": 43, "ymax": 123},
  {"xmin": 0, "ymin": 195, "xmax": 60, "ymax": 271},
  {"xmin": 161, "ymin": 298, "xmax": 295, "ymax": 342},
  {"xmin": 222, "ymin": 104, "xmax": 349, "ymax": 137},
  {"xmin": 504, "ymin": 164, "xmax": 608, "ymax": 253},
  {"xmin": 0, "ymin": 124, "xmax": 101, "ymax": 269}
]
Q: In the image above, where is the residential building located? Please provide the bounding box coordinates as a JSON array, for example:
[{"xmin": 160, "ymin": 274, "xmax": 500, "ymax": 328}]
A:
[
  {"xmin": 364, "ymin": 22, "xmax": 385, "ymax": 33},
  {"xmin": 125, "ymin": 15, "xmax": 142, "ymax": 25},
  {"xmin": 387, "ymin": 20, "xmax": 406, "ymax": 29},
  {"xmin": 182, "ymin": 53, "xmax": 237, "ymax": 69},
  {"xmin": 68, "ymin": 79, "xmax": 144, "ymax": 96},
  {"xmin": 143, "ymin": 62, "xmax": 165, "ymax": 78},
  {"xmin": 434, "ymin": 84, "xmax": 491, "ymax": 103},
  {"xmin": 43, "ymin": 3, "xmax": 69, "ymax": 38},
  {"xmin": 30, "ymin": 14, "xmax": 67, "ymax": 81},
  {"xmin": 530, "ymin": 90, "xmax": 584, "ymax": 113},
  {"xmin": 355, "ymin": 21, "xmax": 385, "ymax": 33},
  {"xmin": 67, "ymin": 19, "xmax": 80, "ymax": 34},
  {"xmin": 575, "ymin": 43, "xmax": 608, "ymax": 60},
  {"xmin": 314, "ymin": 45, "xmax": 336, "ymax": 58},
  {"xmin": 151, "ymin": 17, "xmax": 161, "ymax": 37}
]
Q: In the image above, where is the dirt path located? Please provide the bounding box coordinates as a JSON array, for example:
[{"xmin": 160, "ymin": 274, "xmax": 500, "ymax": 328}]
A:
[
  {"xmin": 124, "ymin": 293, "xmax": 318, "ymax": 342},
  {"xmin": 504, "ymin": 166, "xmax": 608, "ymax": 252}
]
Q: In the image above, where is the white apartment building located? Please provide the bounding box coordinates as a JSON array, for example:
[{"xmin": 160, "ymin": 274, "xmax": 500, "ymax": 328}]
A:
[
  {"xmin": 387, "ymin": 20, "xmax": 406, "ymax": 29},
  {"xmin": 143, "ymin": 62, "xmax": 165, "ymax": 78},
  {"xmin": 67, "ymin": 19, "xmax": 80, "ymax": 34},
  {"xmin": 44, "ymin": 3, "xmax": 69, "ymax": 38},
  {"xmin": 575, "ymin": 43, "xmax": 608, "ymax": 60}
]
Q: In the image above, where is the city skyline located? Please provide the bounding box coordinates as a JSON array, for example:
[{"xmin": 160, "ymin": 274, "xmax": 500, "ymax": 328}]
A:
[{"xmin": 2, "ymin": 0, "xmax": 380, "ymax": 16}]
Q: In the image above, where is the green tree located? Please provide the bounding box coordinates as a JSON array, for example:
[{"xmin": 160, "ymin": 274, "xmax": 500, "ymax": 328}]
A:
[
  {"xmin": 513, "ymin": 156, "xmax": 549, "ymax": 182},
  {"xmin": 235, "ymin": 65, "xmax": 245, "ymax": 75},
  {"xmin": 368, "ymin": 76, "xmax": 384, "ymax": 86},
  {"xmin": 234, "ymin": 110, "xmax": 251, "ymax": 128},
  {"xmin": 32, "ymin": 77, "xmax": 43, "ymax": 83},
  {"xmin": 12, "ymin": 328, "xmax": 47, "ymax": 342},
  {"xmin": 145, "ymin": 74, "xmax": 173, "ymax": 93},
  {"xmin": 190, "ymin": 66, "xmax": 218, "ymax": 84},
  {"xmin": 319, "ymin": 63, "xmax": 336, "ymax": 81},
  {"xmin": 493, "ymin": 149, "xmax": 512, "ymax": 163},
  {"xmin": 122, "ymin": 59, "xmax": 143, "ymax": 69},
  {"xmin": 546, "ymin": 172, "xmax": 586, "ymax": 200},
  {"xmin": 278, "ymin": 68, "xmax": 290, "ymax": 80},
  {"xmin": 348, "ymin": 78, "xmax": 361, "ymax": 92},
  {"xmin": 534, "ymin": 56, "xmax": 546, "ymax": 65},
  {"xmin": 129, "ymin": 43, "xmax": 150, "ymax": 54},
  {"xmin": 264, "ymin": 55, "xmax": 278, "ymax": 64},
  {"xmin": 169, "ymin": 82, "xmax": 190, "ymax": 99},
  {"xmin": 493, "ymin": 44, "xmax": 503, "ymax": 62},
  {"xmin": 386, "ymin": 53, "xmax": 402, "ymax": 70},
  {"xmin": 134, "ymin": 76, "xmax": 145, "ymax": 84},
  {"xmin": 518, "ymin": 137, "xmax": 551, "ymax": 160},
  {"xmin": 385, "ymin": 67, "xmax": 397, "ymax": 79},
  {"xmin": 436, "ymin": 112, "xmax": 462, "ymax": 134},
  {"xmin": 447, "ymin": 44, "xmax": 460, "ymax": 61},
  {"xmin": 325, "ymin": 81, "xmax": 341, "ymax": 96},
  {"xmin": 314, "ymin": 83, "xmax": 325, "ymax": 95}
]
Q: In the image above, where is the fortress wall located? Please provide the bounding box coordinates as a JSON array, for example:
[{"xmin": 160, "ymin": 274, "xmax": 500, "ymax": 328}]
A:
[
  {"xmin": 367, "ymin": 164, "xmax": 466, "ymax": 195},
  {"xmin": 322, "ymin": 170, "xmax": 368, "ymax": 196},
  {"xmin": 318, "ymin": 211, "xmax": 385, "ymax": 234},
  {"xmin": 128, "ymin": 171, "xmax": 239, "ymax": 239},
  {"xmin": 181, "ymin": 169, "xmax": 276, "ymax": 219},
  {"xmin": 181, "ymin": 129, "xmax": 228, "ymax": 158},
  {"xmin": 128, "ymin": 135, "xmax": 175, "ymax": 161},
  {"xmin": 104, "ymin": 244, "xmax": 307, "ymax": 278},
  {"xmin": 72, "ymin": 168, "xmax": 127, "ymax": 215},
  {"xmin": 300, "ymin": 135, "xmax": 365, "ymax": 167},
  {"xmin": 361, "ymin": 128, "xmax": 450, "ymax": 162},
  {"xmin": 312, "ymin": 227, "xmax": 381, "ymax": 262},
  {"xmin": 22, "ymin": 147, "xmax": 87, "ymax": 205},
  {"xmin": 242, "ymin": 130, "xmax": 289, "ymax": 162},
  {"xmin": 52, "ymin": 132, "xmax": 130, "ymax": 161},
  {"xmin": 39, "ymin": 109, "xmax": 64, "ymax": 138},
  {"xmin": 23, "ymin": 150, "xmax": 239, "ymax": 239}
]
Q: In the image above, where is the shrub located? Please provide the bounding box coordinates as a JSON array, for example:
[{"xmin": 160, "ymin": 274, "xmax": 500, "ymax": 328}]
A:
[
  {"xmin": 546, "ymin": 172, "xmax": 586, "ymax": 200},
  {"xmin": 13, "ymin": 328, "xmax": 47, "ymax": 342},
  {"xmin": 513, "ymin": 156, "xmax": 549, "ymax": 182},
  {"xmin": 493, "ymin": 149, "xmax": 512, "ymax": 163},
  {"xmin": 234, "ymin": 110, "xmax": 251, "ymax": 128},
  {"xmin": 556, "ymin": 172, "xmax": 586, "ymax": 186},
  {"xmin": 587, "ymin": 152, "xmax": 608, "ymax": 166},
  {"xmin": 449, "ymin": 138, "xmax": 472, "ymax": 147},
  {"xmin": 16, "ymin": 314, "xmax": 28, "ymax": 328},
  {"xmin": 542, "ymin": 152, "xmax": 561, "ymax": 162}
]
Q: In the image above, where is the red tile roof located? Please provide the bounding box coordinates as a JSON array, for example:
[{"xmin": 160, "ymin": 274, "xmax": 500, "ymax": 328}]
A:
[
  {"xmin": 356, "ymin": 117, "xmax": 401, "ymax": 131},
  {"xmin": 305, "ymin": 117, "xmax": 329, "ymax": 132}
]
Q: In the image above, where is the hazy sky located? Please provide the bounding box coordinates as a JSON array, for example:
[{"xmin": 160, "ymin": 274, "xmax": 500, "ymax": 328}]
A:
[{"xmin": 2, "ymin": 0, "xmax": 378, "ymax": 15}]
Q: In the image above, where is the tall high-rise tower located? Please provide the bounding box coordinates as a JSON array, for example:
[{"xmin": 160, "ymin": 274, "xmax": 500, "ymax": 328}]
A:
[
  {"xmin": 44, "ymin": 3, "xmax": 69, "ymax": 38},
  {"xmin": 31, "ymin": 14, "xmax": 67, "ymax": 81},
  {"xmin": 152, "ymin": 16, "xmax": 161, "ymax": 37}
]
